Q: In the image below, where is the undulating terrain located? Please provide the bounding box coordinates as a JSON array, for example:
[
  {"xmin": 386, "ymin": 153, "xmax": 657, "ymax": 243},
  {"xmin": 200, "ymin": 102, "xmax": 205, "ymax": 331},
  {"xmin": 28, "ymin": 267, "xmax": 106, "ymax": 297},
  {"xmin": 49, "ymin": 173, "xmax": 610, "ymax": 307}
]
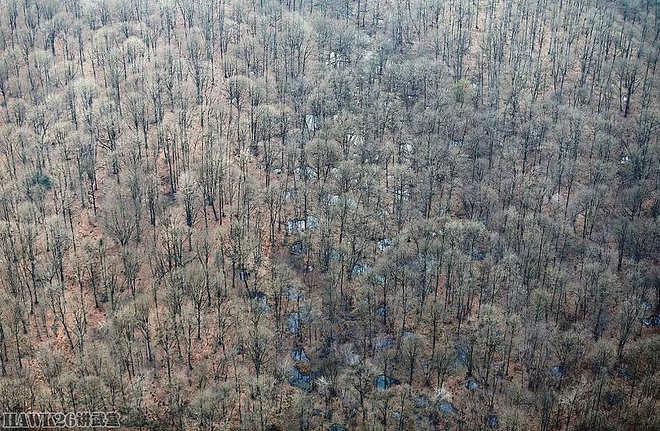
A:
[{"xmin": 0, "ymin": 0, "xmax": 657, "ymax": 429}]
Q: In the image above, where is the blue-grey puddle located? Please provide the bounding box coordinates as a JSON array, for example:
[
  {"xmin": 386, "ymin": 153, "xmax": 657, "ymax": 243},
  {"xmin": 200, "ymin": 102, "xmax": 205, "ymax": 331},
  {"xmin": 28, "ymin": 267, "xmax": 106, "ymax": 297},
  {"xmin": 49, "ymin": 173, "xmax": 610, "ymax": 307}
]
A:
[
  {"xmin": 374, "ymin": 374, "xmax": 400, "ymax": 391},
  {"xmin": 437, "ymin": 400, "xmax": 457, "ymax": 416}
]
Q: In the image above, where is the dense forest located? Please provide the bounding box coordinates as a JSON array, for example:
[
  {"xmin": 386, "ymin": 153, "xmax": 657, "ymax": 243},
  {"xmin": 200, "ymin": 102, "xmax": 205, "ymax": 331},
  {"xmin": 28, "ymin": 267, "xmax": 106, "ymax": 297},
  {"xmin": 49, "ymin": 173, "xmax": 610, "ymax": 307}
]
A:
[{"xmin": 0, "ymin": 0, "xmax": 657, "ymax": 429}]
